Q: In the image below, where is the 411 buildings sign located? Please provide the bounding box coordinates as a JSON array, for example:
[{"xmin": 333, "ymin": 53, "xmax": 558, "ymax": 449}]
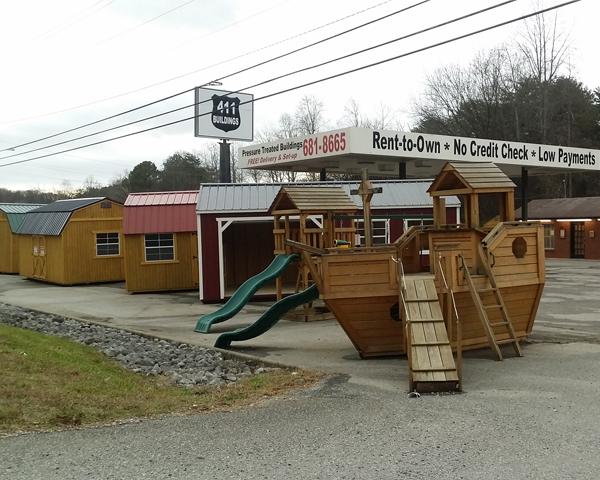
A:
[{"xmin": 194, "ymin": 87, "xmax": 254, "ymax": 141}]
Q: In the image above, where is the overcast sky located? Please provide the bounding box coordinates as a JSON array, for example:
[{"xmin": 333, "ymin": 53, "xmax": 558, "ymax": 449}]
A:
[{"xmin": 0, "ymin": 0, "xmax": 595, "ymax": 191}]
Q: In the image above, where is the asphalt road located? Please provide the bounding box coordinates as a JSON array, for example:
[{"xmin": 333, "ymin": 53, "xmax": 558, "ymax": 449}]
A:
[
  {"xmin": 2, "ymin": 341, "xmax": 600, "ymax": 480},
  {"xmin": 2, "ymin": 258, "xmax": 600, "ymax": 479}
]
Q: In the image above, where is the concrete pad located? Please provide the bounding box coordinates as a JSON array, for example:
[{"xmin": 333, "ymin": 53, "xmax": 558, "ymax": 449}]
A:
[{"xmin": 1, "ymin": 258, "xmax": 599, "ymax": 391}]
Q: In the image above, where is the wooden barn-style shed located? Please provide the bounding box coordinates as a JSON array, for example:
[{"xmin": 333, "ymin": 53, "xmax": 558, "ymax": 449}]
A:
[
  {"xmin": 0, "ymin": 203, "xmax": 44, "ymax": 274},
  {"xmin": 123, "ymin": 191, "xmax": 199, "ymax": 293},
  {"xmin": 196, "ymin": 180, "xmax": 461, "ymax": 303},
  {"xmin": 17, "ymin": 197, "xmax": 124, "ymax": 285}
]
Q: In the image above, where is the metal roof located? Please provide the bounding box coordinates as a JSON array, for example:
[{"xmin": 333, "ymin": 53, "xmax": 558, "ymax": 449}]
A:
[
  {"xmin": 17, "ymin": 197, "xmax": 112, "ymax": 236},
  {"xmin": 123, "ymin": 191, "xmax": 199, "ymax": 234},
  {"xmin": 0, "ymin": 203, "xmax": 45, "ymax": 232},
  {"xmin": 33, "ymin": 197, "xmax": 105, "ymax": 213},
  {"xmin": 517, "ymin": 197, "xmax": 600, "ymax": 219},
  {"xmin": 197, "ymin": 180, "xmax": 460, "ymax": 214},
  {"xmin": 17, "ymin": 212, "xmax": 72, "ymax": 236},
  {"xmin": 125, "ymin": 191, "xmax": 198, "ymax": 207}
]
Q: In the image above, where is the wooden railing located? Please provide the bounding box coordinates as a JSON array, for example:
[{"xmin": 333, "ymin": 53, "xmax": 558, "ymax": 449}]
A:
[{"xmin": 436, "ymin": 251, "xmax": 462, "ymax": 391}]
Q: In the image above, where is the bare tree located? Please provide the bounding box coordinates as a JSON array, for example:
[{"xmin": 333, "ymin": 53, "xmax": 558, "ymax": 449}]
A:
[
  {"xmin": 517, "ymin": 5, "xmax": 570, "ymax": 142},
  {"xmin": 255, "ymin": 111, "xmax": 309, "ymax": 183},
  {"xmin": 295, "ymin": 95, "xmax": 325, "ymax": 134},
  {"xmin": 413, "ymin": 47, "xmax": 524, "ymax": 139},
  {"xmin": 340, "ymin": 98, "xmax": 363, "ymax": 127}
]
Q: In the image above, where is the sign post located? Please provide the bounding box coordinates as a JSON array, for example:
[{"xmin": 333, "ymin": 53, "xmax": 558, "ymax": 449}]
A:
[{"xmin": 219, "ymin": 140, "xmax": 231, "ymax": 183}]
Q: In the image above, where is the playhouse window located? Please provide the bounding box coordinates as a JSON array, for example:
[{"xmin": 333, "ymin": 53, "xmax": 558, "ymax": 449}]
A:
[
  {"xmin": 355, "ymin": 219, "xmax": 389, "ymax": 245},
  {"xmin": 145, "ymin": 233, "xmax": 175, "ymax": 261},
  {"xmin": 544, "ymin": 224, "xmax": 555, "ymax": 250},
  {"xmin": 96, "ymin": 232, "xmax": 120, "ymax": 256},
  {"xmin": 404, "ymin": 218, "xmax": 434, "ymax": 230}
]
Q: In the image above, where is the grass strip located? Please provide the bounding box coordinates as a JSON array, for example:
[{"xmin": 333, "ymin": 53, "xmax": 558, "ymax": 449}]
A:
[{"xmin": 0, "ymin": 324, "xmax": 320, "ymax": 433}]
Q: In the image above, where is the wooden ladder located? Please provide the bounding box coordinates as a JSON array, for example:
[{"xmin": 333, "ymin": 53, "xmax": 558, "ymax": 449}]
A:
[
  {"xmin": 459, "ymin": 247, "xmax": 523, "ymax": 361},
  {"xmin": 399, "ymin": 271, "xmax": 460, "ymax": 393}
]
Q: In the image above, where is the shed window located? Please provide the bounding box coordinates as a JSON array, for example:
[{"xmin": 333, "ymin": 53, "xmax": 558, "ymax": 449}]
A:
[
  {"xmin": 96, "ymin": 232, "xmax": 120, "ymax": 256},
  {"xmin": 544, "ymin": 224, "xmax": 555, "ymax": 250},
  {"xmin": 355, "ymin": 219, "xmax": 389, "ymax": 245},
  {"xmin": 145, "ymin": 233, "xmax": 175, "ymax": 261}
]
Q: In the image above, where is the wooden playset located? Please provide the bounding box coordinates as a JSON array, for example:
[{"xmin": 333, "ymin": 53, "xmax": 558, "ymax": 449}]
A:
[
  {"xmin": 196, "ymin": 161, "xmax": 545, "ymax": 393},
  {"xmin": 275, "ymin": 162, "xmax": 545, "ymax": 392}
]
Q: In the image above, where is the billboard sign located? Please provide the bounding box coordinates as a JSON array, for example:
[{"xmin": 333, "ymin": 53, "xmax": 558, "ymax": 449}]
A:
[
  {"xmin": 239, "ymin": 127, "xmax": 600, "ymax": 174},
  {"xmin": 194, "ymin": 87, "xmax": 253, "ymax": 141}
]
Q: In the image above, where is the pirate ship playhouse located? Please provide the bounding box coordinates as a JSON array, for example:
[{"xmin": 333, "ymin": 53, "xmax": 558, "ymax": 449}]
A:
[{"xmin": 197, "ymin": 162, "xmax": 545, "ymax": 392}]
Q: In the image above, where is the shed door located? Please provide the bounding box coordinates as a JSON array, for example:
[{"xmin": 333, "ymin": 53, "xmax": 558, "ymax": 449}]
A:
[
  {"xmin": 571, "ymin": 223, "xmax": 585, "ymax": 258},
  {"xmin": 191, "ymin": 232, "xmax": 199, "ymax": 288},
  {"xmin": 32, "ymin": 236, "xmax": 47, "ymax": 279}
]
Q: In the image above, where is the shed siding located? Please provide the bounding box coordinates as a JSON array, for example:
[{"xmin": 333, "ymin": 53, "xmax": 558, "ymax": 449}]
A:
[
  {"xmin": 18, "ymin": 235, "xmax": 66, "ymax": 283},
  {"xmin": 545, "ymin": 219, "xmax": 600, "ymax": 260},
  {"xmin": 199, "ymin": 213, "xmax": 220, "ymax": 302},
  {"xmin": 18, "ymin": 200, "xmax": 124, "ymax": 285},
  {"xmin": 124, "ymin": 232, "xmax": 199, "ymax": 292},
  {"xmin": 0, "ymin": 214, "xmax": 18, "ymax": 273}
]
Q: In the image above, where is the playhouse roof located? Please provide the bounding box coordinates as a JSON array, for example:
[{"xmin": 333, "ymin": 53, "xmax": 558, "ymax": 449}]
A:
[
  {"xmin": 197, "ymin": 180, "xmax": 460, "ymax": 214},
  {"xmin": 17, "ymin": 197, "xmax": 113, "ymax": 236},
  {"xmin": 0, "ymin": 203, "xmax": 45, "ymax": 232},
  {"xmin": 269, "ymin": 187, "xmax": 358, "ymax": 215},
  {"xmin": 516, "ymin": 196, "xmax": 600, "ymax": 220},
  {"xmin": 123, "ymin": 191, "xmax": 199, "ymax": 235},
  {"xmin": 428, "ymin": 162, "xmax": 516, "ymax": 195}
]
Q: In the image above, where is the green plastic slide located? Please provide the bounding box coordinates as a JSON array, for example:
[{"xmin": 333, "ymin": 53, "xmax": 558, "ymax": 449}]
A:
[
  {"xmin": 214, "ymin": 283, "xmax": 319, "ymax": 349},
  {"xmin": 194, "ymin": 254, "xmax": 298, "ymax": 333}
]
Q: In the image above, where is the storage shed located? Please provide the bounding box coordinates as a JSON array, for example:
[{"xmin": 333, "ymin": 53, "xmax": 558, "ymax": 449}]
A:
[
  {"xmin": 517, "ymin": 197, "xmax": 600, "ymax": 259},
  {"xmin": 196, "ymin": 180, "xmax": 461, "ymax": 303},
  {"xmin": 123, "ymin": 191, "xmax": 199, "ymax": 293},
  {"xmin": 17, "ymin": 197, "xmax": 124, "ymax": 284},
  {"xmin": 0, "ymin": 203, "xmax": 44, "ymax": 273}
]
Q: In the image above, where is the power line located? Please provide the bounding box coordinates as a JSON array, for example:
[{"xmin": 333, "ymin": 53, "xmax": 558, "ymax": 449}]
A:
[
  {"xmin": 0, "ymin": 87, "xmax": 195, "ymax": 154},
  {"xmin": 0, "ymin": 0, "xmax": 424, "ymax": 154},
  {"xmin": 0, "ymin": 0, "xmax": 511, "ymax": 161},
  {"xmin": 37, "ymin": 0, "xmax": 114, "ymax": 41},
  {"xmin": 96, "ymin": 0, "xmax": 198, "ymax": 46},
  {"xmin": 0, "ymin": 0, "xmax": 394, "ymax": 127},
  {"xmin": 168, "ymin": 0, "xmax": 294, "ymax": 51},
  {"xmin": 0, "ymin": 0, "xmax": 580, "ymax": 170}
]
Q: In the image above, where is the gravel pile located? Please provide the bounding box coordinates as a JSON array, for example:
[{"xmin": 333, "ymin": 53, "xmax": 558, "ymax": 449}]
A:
[{"xmin": 0, "ymin": 302, "xmax": 270, "ymax": 387}]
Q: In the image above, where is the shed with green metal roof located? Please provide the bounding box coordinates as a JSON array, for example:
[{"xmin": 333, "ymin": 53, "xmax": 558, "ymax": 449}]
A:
[
  {"xmin": 0, "ymin": 203, "xmax": 44, "ymax": 273},
  {"xmin": 17, "ymin": 197, "xmax": 124, "ymax": 285}
]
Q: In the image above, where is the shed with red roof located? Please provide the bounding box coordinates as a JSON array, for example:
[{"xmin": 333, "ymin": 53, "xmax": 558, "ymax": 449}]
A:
[{"xmin": 123, "ymin": 191, "xmax": 199, "ymax": 293}]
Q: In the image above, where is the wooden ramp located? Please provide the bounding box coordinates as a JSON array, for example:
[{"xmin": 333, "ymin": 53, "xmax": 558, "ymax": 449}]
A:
[{"xmin": 402, "ymin": 275, "xmax": 460, "ymax": 393}]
